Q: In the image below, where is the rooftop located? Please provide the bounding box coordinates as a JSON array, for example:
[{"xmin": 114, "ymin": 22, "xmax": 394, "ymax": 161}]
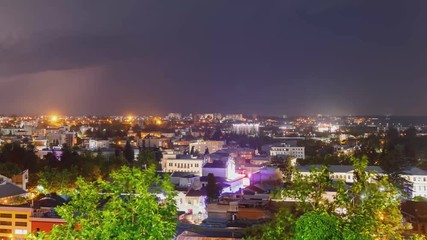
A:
[{"xmin": 0, "ymin": 181, "xmax": 27, "ymax": 199}]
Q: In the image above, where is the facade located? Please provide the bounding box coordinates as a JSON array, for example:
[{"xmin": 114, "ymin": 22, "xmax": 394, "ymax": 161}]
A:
[
  {"xmin": 175, "ymin": 188, "xmax": 206, "ymax": 217},
  {"xmin": 163, "ymin": 155, "xmax": 208, "ymax": 176},
  {"xmin": 166, "ymin": 113, "xmax": 182, "ymax": 120},
  {"xmin": 223, "ymin": 114, "xmax": 243, "ymax": 122},
  {"xmin": 231, "ymin": 123, "xmax": 260, "ymax": 136},
  {"xmin": 297, "ymin": 165, "xmax": 383, "ymax": 183},
  {"xmin": 269, "ymin": 143, "xmax": 305, "ymax": 159},
  {"xmin": 188, "ymin": 140, "xmax": 225, "ymax": 155},
  {"xmin": 401, "ymin": 167, "xmax": 427, "ymax": 198},
  {"xmin": 11, "ymin": 170, "xmax": 29, "ymax": 191},
  {"xmin": 202, "ymin": 158, "xmax": 236, "ymax": 180},
  {"xmin": 0, "ymin": 206, "xmax": 32, "ymax": 240},
  {"xmin": 88, "ymin": 139, "xmax": 110, "ymax": 150}
]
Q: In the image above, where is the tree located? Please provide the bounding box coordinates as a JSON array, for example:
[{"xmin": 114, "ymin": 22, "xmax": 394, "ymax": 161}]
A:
[
  {"xmin": 281, "ymin": 165, "xmax": 332, "ymax": 212},
  {"xmin": 30, "ymin": 166, "xmax": 177, "ymax": 240},
  {"xmin": 206, "ymin": 173, "xmax": 220, "ymax": 201},
  {"xmin": 37, "ymin": 167, "xmax": 78, "ymax": 194},
  {"xmin": 256, "ymin": 156, "xmax": 412, "ymax": 240},
  {"xmin": 295, "ymin": 211, "xmax": 341, "ymax": 240},
  {"xmin": 137, "ymin": 149, "xmax": 156, "ymax": 169},
  {"xmin": 0, "ymin": 162, "xmax": 20, "ymax": 178},
  {"xmin": 123, "ymin": 140, "xmax": 135, "ymax": 163},
  {"xmin": 245, "ymin": 207, "xmax": 295, "ymax": 239}
]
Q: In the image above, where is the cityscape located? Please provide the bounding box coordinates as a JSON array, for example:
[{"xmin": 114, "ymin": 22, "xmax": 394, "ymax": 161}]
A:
[
  {"xmin": 1, "ymin": 114, "xmax": 427, "ymax": 239},
  {"xmin": 1, "ymin": 1, "xmax": 427, "ymax": 240}
]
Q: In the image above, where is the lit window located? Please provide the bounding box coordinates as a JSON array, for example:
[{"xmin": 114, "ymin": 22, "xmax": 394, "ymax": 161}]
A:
[{"xmin": 15, "ymin": 229, "xmax": 28, "ymax": 235}]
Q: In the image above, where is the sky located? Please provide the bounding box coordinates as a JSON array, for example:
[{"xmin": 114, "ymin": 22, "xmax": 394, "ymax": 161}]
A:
[{"xmin": 0, "ymin": 0, "xmax": 426, "ymax": 116}]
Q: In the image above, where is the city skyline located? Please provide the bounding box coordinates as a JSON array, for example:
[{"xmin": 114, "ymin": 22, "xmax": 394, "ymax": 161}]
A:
[{"xmin": 0, "ymin": 1, "xmax": 426, "ymax": 116}]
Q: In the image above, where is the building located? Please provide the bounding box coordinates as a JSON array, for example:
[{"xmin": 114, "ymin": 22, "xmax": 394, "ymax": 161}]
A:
[
  {"xmin": 297, "ymin": 165, "xmax": 384, "ymax": 184},
  {"xmin": 269, "ymin": 143, "xmax": 305, "ymax": 159},
  {"xmin": 188, "ymin": 140, "xmax": 225, "ymax": 155},
  {"xmin": 231, "ymin": 123, "xmax": 260, "ymax": 136},
  {"xmin": 46, "ymin": 129, "xmax": 77, "ymax": 147},
  {"xmin": 250, "ymin": 156, "xmax": 271, "ymax": 165},
  {"xmin": 88, "ymin": 140, "xmax": 110, "ymax": 151},
  {"xmin": 401, "ymin": 167, "xmax": 427, "ymax": 198},
  {"xmin": 162, "ymin": 155, "xmax": 208, "ymax": 176},
  {"xmin": 11, "ymin": 170, "xmax": 29, "ymax": 191},
  {"xmin": 175, "ymin": 187, "xmax": 206, "ymax": 221},
  {"xmin": 33, "ymin": 138, "xmax": 48, "ymax": 151},
  {"xmin": 0, "ymin": 206, "xmax": 32, "ymax": 240},
  {"xmin": 401, "ymin": 201, "xmax": 427, "ymax": 235},
  {"xmin": 202, "ymin": 158, "xmax": 237, "ymax": 180},
  {"xmin": 0, "ymin": 182, "xmax": 28, "ymax": 205},
  {"xmin": 223, "ymin": 114, "xmax": 243, "ymax": 122},
  {"xmin": 166, "ymin": 113, "xmax": 182, "ymax": 120}
]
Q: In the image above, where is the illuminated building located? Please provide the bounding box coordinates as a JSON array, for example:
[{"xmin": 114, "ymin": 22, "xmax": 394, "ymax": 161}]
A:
[
  {"xmin": 231, "ymin": 123, "xmax": 260, "ymax": 136},
  {"xmin": 223, "ymin": 114, "xmax": 243, "ymax": 121},
  {"xmin": 269, "ymin": 143, "xmax": 305, "ymax": 159},
  {"xmin": 317, "ymin": 123, "xmax": 339, "ymax": 133},
  {"xmin": 188, "ymin": 140, "xmax": 225, "ymax": 155},
  {"xmin": 401, "ymin": 167, "xmax": 427, "ymax": 198},
  {"xmin": 0, "ymin": 206, "xmax": 31, "ymax": 240},
  {"xmin": 162, "ymin": 155, "xmax": 208, "ymax": 176},
  {"xmin": 166, "ymin": 113, "xmax": 182, "ymax": 120}
]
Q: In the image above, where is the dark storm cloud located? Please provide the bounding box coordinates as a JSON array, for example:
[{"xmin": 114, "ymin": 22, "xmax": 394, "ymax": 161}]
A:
[{"xmin": 0, "ymin": 0, "xmax": 426, "ymax": 116}]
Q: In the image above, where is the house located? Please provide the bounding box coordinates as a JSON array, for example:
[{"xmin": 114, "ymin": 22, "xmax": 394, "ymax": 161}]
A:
[
  {"xmin": 0, "ymin": 181, "xmax": 28, "ymax": 205},
  {"xmin": 297, "ymin": 164, "xmax": 384, "ymax": 183},
  {"xmin": 163, "ymin": 155, "xmax": 208, "ymax": 176},
  {"xmin": 401, "ymin": 167, "xmax": 427, "ymax": 198},
  {"xmin": 268, "ymin": 143, "xmax": 305, "ymax": 159},
  {"xmin": 189, "ymin": 140, "xmax": 225, "ymax": 155},
  {"xmin": 401, "ymin": 201, "xmax": 427, "ymax": 235}
]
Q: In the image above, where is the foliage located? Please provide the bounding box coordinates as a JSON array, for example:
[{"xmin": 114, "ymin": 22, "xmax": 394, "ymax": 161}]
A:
[
  {"xmin": 282, "ymin": 165, "xmax": 332, "ymax": 212},
  {"xmin": 0, "ymin": 142, "xmax": 40, "ymax": 172},
  {"xmin": 295, "ymin": 211, "xmax": 341, "ymax": 240},
  {"xmin": 0, "ymin": 162, "xmax": 21, "ymax": 178},
  {"xmin": 249, "ymin": 155, "xmax": 407, "ymax": 240},
  {"xmin": 272, "ymin": 156, "xmax": 294, "ymax": 182},
  {"xmin": 29, "ymin": 166, "xmax": 177, "ymax": 240},
  {"xmin": 136, "ymin": 149, "xmax": 157, "ymax": 169},
  {"xmin": 409, "ymin": 234, "xmax": 427, "ymax": 240},
  {"xmin": 245, "ymin": 207, "xmax": 295, "ymax": 240},
  {"xmin": 37, "ymin": 167, "xmax": 78, "ymax": 194},
  {"xmin": 123, "ymin": 140, "xmax": 135, "ymax": 163},
  {"xmin": 206, "ymin": 173, "xmax": 220, "ymax": 201}
]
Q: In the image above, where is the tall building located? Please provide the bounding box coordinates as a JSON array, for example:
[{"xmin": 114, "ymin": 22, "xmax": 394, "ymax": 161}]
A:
[{"xmin": 232, "ymin": 123, "xmax": 260, "ymax": 136}]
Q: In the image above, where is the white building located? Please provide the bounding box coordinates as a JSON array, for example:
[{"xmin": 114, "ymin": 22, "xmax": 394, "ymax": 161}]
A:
[
  {"xmin": 163, "ymin": 155, "xmax": 208, "ymax": 176},
  {"xmin": 297, "ymin": 165, "xmax": 383, "ymax": 184},
  {"xmin": 166, "ymin": 113, "xmax": 182, "ymax": 120},
  {"xmin": 270, "ymin": 143, "xmax": 305, "ymax": 159},
  {"xmin": 223, "ymin": 114, "xmax": 243, "ymax": 122},
  {"xmin": 401, "ymin": 167, "xmax": 427, "ymax": 198},
  {"xmin": 175, "ymin": 188, "xmax": 207, "ymax": 223},
  {"xmin": 188, "ymin": 140, "xmax": 225, "ymax": 155},
  {"xmin": 202, "ymin": 157, "xmax": 237, "ymax": 180},
  {"xmin": 88, "ymin": 139, "xmax": 110, "ymax": 150},
  {"xmin": 232, "ymin": 123, "xmax": 260, "ymax": 136}
]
